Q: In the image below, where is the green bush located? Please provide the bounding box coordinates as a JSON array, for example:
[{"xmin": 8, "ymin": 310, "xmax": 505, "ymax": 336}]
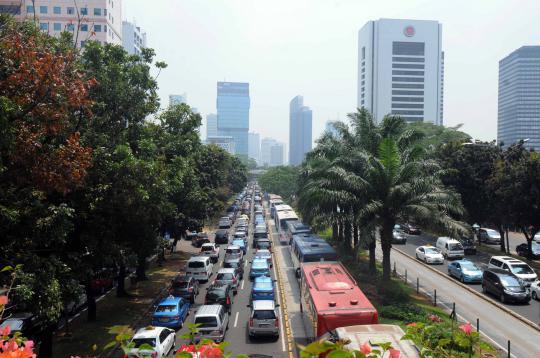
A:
[{"xmin": 378, "ymin": 303, "xmax": 425, "ymax": 323}]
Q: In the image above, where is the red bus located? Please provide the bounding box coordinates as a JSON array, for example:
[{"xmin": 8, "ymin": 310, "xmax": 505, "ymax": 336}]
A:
[{"xmin": 299, "ymin": 261, "xmax": 378, "ymax": 341}]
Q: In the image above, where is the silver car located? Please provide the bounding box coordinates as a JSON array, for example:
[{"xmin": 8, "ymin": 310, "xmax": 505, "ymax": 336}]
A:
[
  {"xmin": 193, "ymin": 305, "xmax": 229, "ymax": 343},
  {"xmin": 214, "ymin": 268, "xmax": 240, "ymax": 294},
  {"xmin": 247, "ymin": 300, "xmax": 279, "ymax": 339}
]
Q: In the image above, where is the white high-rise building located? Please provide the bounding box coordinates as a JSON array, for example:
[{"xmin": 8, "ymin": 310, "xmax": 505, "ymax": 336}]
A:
[
  {"xmin": 122, "ymin": 21, "xmax": 146, "ymax": 56},
  {"xmin": 358, "ymin": 18, "xmax": 444, "ymax": 124},
  {"xmin": 248, "ymin": 132, "xmax": 261, "ymax": 164}
]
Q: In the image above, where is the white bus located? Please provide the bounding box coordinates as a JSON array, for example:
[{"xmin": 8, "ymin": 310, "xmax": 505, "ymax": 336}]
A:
[{"xmin": 275, "ymin": 210, "xmax": 298, "ymax": 244}]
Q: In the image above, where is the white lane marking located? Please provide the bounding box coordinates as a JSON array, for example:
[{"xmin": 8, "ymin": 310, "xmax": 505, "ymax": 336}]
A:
[
  {"xmin": 241, "ymin": 279, "xmax": 245, "ymax": 290},
  {"xmin": 234, "ymin": 311, "xmax": 239, "ymax": 327}
]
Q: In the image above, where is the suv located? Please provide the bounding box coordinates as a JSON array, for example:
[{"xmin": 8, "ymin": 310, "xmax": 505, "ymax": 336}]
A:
[
  {"xmin": 223, "ymin": 259, "xmax": 244, "ymax": 280},
  {"xmin": 214, "ymin": 268, "xmax": 240, "ymax": 294},
  {"xmin": 218, "ymin": 217, "xmax": 231, "ymax": 229},
  {"xmin": 224, "ymin": 245, "xmax": 244, "ymax": 262},
  {"xmin": 402, "ymin": 223, "xmax": 421, "ymax": 235},
  {"xmin": 247, "ymin": 300, "xmax": 280, "ymax": 339},
  {"xmin": 193, "ymin": 305, "xmax": 229, "ymax": 343},
  {"xmin": 482, "ymin": 268, "xmax": 531, "ymax": 304},
  {"xmin": 170, "ymin": 275, "xmax": 199, "ymax": 303},
  {"xmin": 214, "ymin": 229, "xmax": 229, "ymax": 245},
  {"xmin": 459, "ymin": 236, "xmax": 477, "ymax": 255},
  {"xmin": 488, "ymin": 256, "xmax": 538, "ymax": 286},
  {"xmin": 205, "ymin": 283, "xmax": 233, "ymax": 313},
  {"xmin": 192, "ymin": 233, "xmax": 210, "ymax": 248},
  {"xmin": 200, "ymin": 243, "xmax": 220, "ymax": 263}
]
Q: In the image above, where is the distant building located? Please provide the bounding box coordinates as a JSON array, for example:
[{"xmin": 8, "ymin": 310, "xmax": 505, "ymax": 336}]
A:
[
  {"xmin": 325, "ymin": 120, "xmax": 339, "ymax": 137},
  {"xmin": 0, "ymin": 0, "xmax": 123, "ymax": 47},
  {"xmin": 169, "ymin": 94, "xmax": 187, "ymax": 106},
  {"xmin": 206, "ymin": 114, "xmax": 218, "ymax": 138},
  {"xmin": 248, "ymin": 132, "xmax": 261, "ymax": 164},
  {"xmin": 289, "ymin": 95, "xmax": 312, "ymax": 166},
  {"xmin": 122, "ymin": 21, "xmax": 146, "ymax": 56},
  {"xmin": 217, "ymin": 82, "xmax": 250, "ymax": 157},
  {"xmin": 270, "ymin": 142, "xmax": 284, "ymax": 167},
  {"xmin": 358, "ymin": 18, "xmax": 444, "ymax": 124},
  {"xmin": 498, "ymin": 46, "xmax": 540, "ymax": 150},
  {"xmin": 206, "ymin": 136, "xmax": 235, "ymax": 155},
  {"xmin": 260, "ymin": 137, "xmax": 276, "ymax": 166}
]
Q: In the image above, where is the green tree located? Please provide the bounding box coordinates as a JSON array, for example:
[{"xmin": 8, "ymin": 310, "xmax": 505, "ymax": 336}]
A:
[{"xmin": 259, "ymin": 166, "xmax": 299, "ymax": 202}]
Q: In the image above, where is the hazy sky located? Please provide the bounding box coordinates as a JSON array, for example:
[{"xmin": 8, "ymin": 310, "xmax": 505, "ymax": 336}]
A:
[{"xmin": 123, "ymin": 0, "xmax": 540, "ymax": 146}]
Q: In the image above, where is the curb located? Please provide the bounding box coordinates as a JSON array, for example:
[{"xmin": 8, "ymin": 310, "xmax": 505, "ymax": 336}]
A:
[{"xmin": 392, "ymin": 246, "xmax": 540, "ymax": 333}]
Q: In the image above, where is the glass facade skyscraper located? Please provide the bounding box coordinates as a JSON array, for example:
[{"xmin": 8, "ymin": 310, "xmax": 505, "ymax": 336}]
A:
[
  {"xmin": 498, "ymin": 46, "xmax": 540, "ymax": 150},
  {"xmin": 217, "ymin": 82, "xmax": 250, "ymax": 156},
  {"xmin": 289, "ymin": 95, "xmax": 312, "ymax": 166}
]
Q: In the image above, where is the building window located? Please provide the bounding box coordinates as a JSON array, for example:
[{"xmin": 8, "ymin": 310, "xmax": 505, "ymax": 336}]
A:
[
  {"xmin": 94, "ymin": 8, "xmax": 102, "ymax": 16},
  {"xmin": 53, "ymin": 6, "xmax": 61, "ymax": 14},
  {"xmin": 67, "ymin": 23, "xmax": 75, "ymax": 31},
  {"xmin": 391, "ymin": 103, "xmax": 424, "ymax": 109},
  {"xmin": 392, "ymin": 83, "xmax": 424, "ymax": 89},
  {"xmin": 26, "ymin": 5, "xmax": 34, "ymax": 13},
  {"xmin": 67, "ymin": 7, "xmax": 74, "ymax": 14},
  {"xmin": 392, "ymin": 70, "xmax": 424, "ymax": 76},
  {"xmin": 392, "ymin": 77, "xmax": 424, "ymax": 83},
  {"xmin": 392, "ymin": 90, "xmax": 424, "ymax": 96},
  {"xmin": 80, "ymin": 24, "xmax": 88, "ymax": 32},
  {"xmin": 39, "ymin": 5, "xmax": 47, "ymax": 14},
  {"xmin": 81, "ymin": 40, "xmax": 86, "ymax": 47},
  {"xmin": 392, "ymin": 97, "xmax": 424, "ymax": 102},
  {"xmin": 53, "ymin": 23, "xmax": 61, "ymax": 31},
  {"xmin": 80, "ymin": 7, "xmax": 88, "ymax": 15},
  {"xmin": 362, "ymin": 46, "xmax": 365, "ymax": 60},
  {"xmin": 0, "ymin": 5, "xmax": 22, "ymax": 14},
  {"xmin": 392, "ymin": 56, "xmax": 424, "ymax": 63},
  {"xmin": 104, "ymin": 9, "xmax": 107, "ymax": 16},
  {"xmin": 392, "ymin": 63, "xmax": 425, "ymax": 69},
  {"xmin": 391, "ymin": 110, "xmax": 424, "ymax": 116},
  {"xmin": 361, "ymin": 74, "xmax": 365, "ymax": 79},
  {"xmin": 111, "ymin": 1, "xmax": 114, "ymax": 8},
  {"xmin": 392, "ymin": 42, "xmax": 425, "ymax": 56},
  {"xmin": 39, "ymin": 22, "xmax": 48, "ymax": 30},
  {"xmin": 104, "ymin": 24, "xmax": 107, "ymax": 32},
  {"xmin": 94, "ymin": 24, "xmax": 102, "ymax": 32}
]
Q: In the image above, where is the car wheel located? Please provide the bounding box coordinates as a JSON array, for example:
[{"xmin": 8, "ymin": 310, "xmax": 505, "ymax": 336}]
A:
[
  {"xmin": 460, "ymin": 275, "xmax": 465, "ymax": 283},
  {"xmin": 500, "ymin": 294, "xmax": 506, "ymax": 304},
  {"xmin": 481, "ymin": 284, "xmax": 487, "ymax": 293},
  {"xmin": 415, "ymin": 253, "xmax": 419, "ymax": 260},
  {"xmin": 532, "ymin": 291, "xmax": 538, "ymax": 300}
]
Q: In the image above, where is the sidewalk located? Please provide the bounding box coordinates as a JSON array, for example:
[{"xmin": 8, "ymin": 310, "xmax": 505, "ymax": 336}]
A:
[{"xmin": 53, "ymin": 247, "xmax": 188, "ymax": 357}]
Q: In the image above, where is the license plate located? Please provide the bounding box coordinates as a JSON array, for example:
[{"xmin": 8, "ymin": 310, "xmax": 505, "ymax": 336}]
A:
[
  {"xmin": 159, "ymin": 318, "xmax": 169, "ymax": 322},
  {"xmin": 259, "ymin": 324, "xmax": 270, "ymax": 327}
]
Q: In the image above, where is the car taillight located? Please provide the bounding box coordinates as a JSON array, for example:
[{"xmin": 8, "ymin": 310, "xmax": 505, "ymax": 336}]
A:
[
  {"xmin": 204, "ymin": 298, "xmax": 208, "ymax": 304},
  {"xmin": 124, "ymin": 355, "xmax": 128, "ymax": 358},
  {"xmin": 151, "ymin": 353, "xmax": 157, "ymax": 358},
  {"xmin": 188, "ymin": 287, "xmax": 193, "ymax": 292},
  {"xmin": 173, "ymin": 315, "xmax": 180, "ymax": 320},
  {"xmin": 275, "ymin": 318, "xmax": 279, "ymax": 327},
  {"xmin": 249, "ymin": 318, "xmax": 254, "ymax": 326},
  {"xmin": 232, "ymin": 277, "xmax": 237, "ymax": 284},
  {"xmin": 226, "ymin": 297, "xmax": 231, "ymax": 305}
]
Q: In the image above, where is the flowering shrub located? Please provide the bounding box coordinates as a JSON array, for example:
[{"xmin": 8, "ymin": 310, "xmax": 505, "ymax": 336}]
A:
[{"xmin": 0, "ymin": 295, "xmax": 37, "ymax": 358}]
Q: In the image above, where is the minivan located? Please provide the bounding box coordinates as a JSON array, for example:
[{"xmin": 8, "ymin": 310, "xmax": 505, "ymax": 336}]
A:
[
  {"xmin": 436, "ymin": 237, "xmax": 464, "ymax": 260},
  {"xmin": 193, "ymin": 305, "xmax": 229, "ymax": 343},
  {"xmin": 186, "ymin": 256, "xmax": 213, "ymax": 282},
  {"xmin": 488, "ymin": 256, "xmax": 538, "ymax": 286},
  {"xmin": 482, "ymin": 268, "xmax": 531, "ymax": 304}
]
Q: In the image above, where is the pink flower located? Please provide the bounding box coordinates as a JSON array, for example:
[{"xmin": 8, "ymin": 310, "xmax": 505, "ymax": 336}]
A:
[
  {"xmin": 0, "ymin": 296, "xmax": 8, "ymax": 305},
  {"xmin": 428, "ymin": 314, "xmax": 442, "ymax": 323},
  {"xmin": 459, "ymin": 322, "xmax": 473, "ymax": 335},
  {"xmin": 406, "ymin": 322, "xmax": 417, "ymax": 327},
  {"xmin": 389, "ymin": 349, "xmax": 401, "ymax": 358},
  {"xmin": 360, "ymin": 341, "xmax": 372, "ymax": 354},
  {"xmin": 1, "ymin": 325, "xmax": 11, "ymax": 336}
]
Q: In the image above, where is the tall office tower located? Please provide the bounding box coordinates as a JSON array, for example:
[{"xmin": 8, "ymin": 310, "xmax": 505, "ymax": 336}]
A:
[
  {"xmin": 358, "ymin": 18, "xmax": 444, "ymax": 124},
  {"xmin": 0, "ymin": 0, "xmax": 122, "ymax": 47},
  {"xmin": 498, "ymin": 46, "xmax": 540, "ymax": 150},
  {"xmin": 260, "ymin": 137, "xmax": 277, "ymax": 166},
  {"xmin": 269, "ymin": 142, "xmax": 284, "ymax": 167},
  {"xmin": 205, "ymin": 136, "xmax": 235, "ymax": 155},
  {"xmin": 206, "ymin": 114, "xmax": 218, "ymax": 138},
  {"xmin": 122, "ymin": 21, "xmax": 147, "ymax": 56},
  {"xmin": 289, "ymin": 95, "xmax": 313, "ymax": 166},
  {"xmin": 169, "ymin": 94, "xmax": 187, "ymax": 106},
  {"xmin": 248, "ymin": 132, "xmax": 261, "ymax": 164},
  {"xmin": 217, "ymin": 82, "xmax": 250, "ymax": 157}
]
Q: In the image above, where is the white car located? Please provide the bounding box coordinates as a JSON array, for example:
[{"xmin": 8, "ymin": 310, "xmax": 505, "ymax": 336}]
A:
[
  {"xmin": 415, "ymin": 246, "xmax": 444, "ymax": 264},
  {"xmin": 530, "ymin": 280, "xmax": 540, "ymax": 300},
  {"xmin": 200, "ymin": 243, "xmax": 220, "ymax": 263},
  {"xmin": 127, "ymin": 326, "xmax": 176, "ymax": 358}
]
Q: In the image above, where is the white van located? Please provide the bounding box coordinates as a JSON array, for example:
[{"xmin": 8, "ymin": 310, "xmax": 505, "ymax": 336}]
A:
[
  {"xmin": 436, "ymin": 237, "xmax": 464, "ymax": 259},
  {"xmin": 488, "ymin": 256, "xmax": 538, "ymax": 286},
  {"xmin": 186, "ymin": 256, "xmax": 213, "ymax": 282}
]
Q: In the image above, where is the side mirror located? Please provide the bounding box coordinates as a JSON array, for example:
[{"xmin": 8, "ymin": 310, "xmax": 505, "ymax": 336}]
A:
[
  {"xmin": 275, "ymin": 304, "xmax": 280, "ymax": 307},
  {"xmin": 246, "ymin": 304, "xmax": 251, "ymax": 307},
  {"xmin": 273, "ymin": 279, "xmax": 277, "ymax": 282}
]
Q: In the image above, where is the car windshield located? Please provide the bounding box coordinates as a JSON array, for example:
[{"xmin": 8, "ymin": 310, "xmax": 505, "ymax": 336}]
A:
[
  {"xmin": 195, "ymin": 317, "xmax": 218, "ymax": 328},
  {"xmin": 257, "ymin": 242, "xmax": 270, "ymax": 249},
  {"xmin": 500, "ymin": 275, "xmax": 521, "ymax": 287},
  {"xmin": 206, "ymin": 290, "xmax": 226, "ymax": 300},
  {"xmin": 255, "ymin": 282, "xmax": 272, "ymax": 290},
  {"xmin": 425, "ymin": 248, "xmax": 440, "ymax": 254},
  {"xmin": 226, "ymin": 249, "xmax": 240, "ymax": 254},
  {"xmin": 201, "ymin": 246, "xmax": 213, "ymax": 252},
  {"xmin": 461, "ymin": 262, "xmax": 479, "ymax": 271},
  {"xmin": 217, "ymin": 273, "xmax": 233, "ymax": 280},
  {"xmin": 486, "ymin": 229, "xmax": 499, "ymax": 237},
  {"xmin": 511, "ymin": 264, "xmax": 535, "ymax": 274},
  {"xmin": 156, "ymin": 304, "xmax": 177, "ymax": 312},
  {"xmin": 253, "ymin": 310, "xmax": 275, "ymax": 320},
  {"xmin": 252, "ymin": 261, "xmax": 268, "ymax": 269},
  {"xmin": 225, "ymin": 261, "xmax": 239, "ymax": 268},
  {"xmin": 188, "ymin": 261, "xmax": 204, "ymax": 268},
  {"xmin": 172, "ymin": 281, "xmax": 189, "ymax": 288},
  {"xmin": 0, "ymin": 319, "xmax": 23, "ymax": 331},
  {"xmin": 132, "ymin": 338, "xmax": 156, "ymax": 348},
  {"xmin": 232, "ymin": 240, "xmax": 244, "ymax": 246},
  {"xmin": 449, "ymin": 243, "xmax": 463, "ymax": 250}
]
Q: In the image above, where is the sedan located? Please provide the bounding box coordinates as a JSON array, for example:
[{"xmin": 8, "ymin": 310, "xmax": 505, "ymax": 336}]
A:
[
  {"xmin": 127, "ymin": 326, "xmax": 175, "ymax": 358},
  {"xmin": 232, "ymin": 239, "xmax": 247, "ymax": 255},
  {"xmin": 416, "ymin": 246, "xmax": 444, "ymax": 264},
  {"xmin": 516, "ymin": 242, "xmax": 540, "ymax": 260},
  {"xmin": 170, "ymin": 275, "xmax": 199, "ymax": 303},
  {"xmin": 254, "ymin": 249, "xmax": 272, "ymax": 267},
  {"xmin": 403, "ymin": 223, "xmax": 421, "ymax": 235},
  {"xmin": 448, "ymin": 260, "xmax": 483, "ymax": 283},
  {"xmin": 531, "ymin": 279, "xmax": 540, "ymax": 301},
  {"xmin": 391, "ymin": 230, "xmax": 407, "ymax": 244},
  {"xmin": 151, "ymin": 296, "xmax": 190, "ymax": 329}
]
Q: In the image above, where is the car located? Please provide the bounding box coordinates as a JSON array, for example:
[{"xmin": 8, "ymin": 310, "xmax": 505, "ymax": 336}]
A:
[
  {"xmin": 214, "ymin": 268, "xmax": 240, "ymax": 294},
  {"xmin": 447, "ymin": 260, "xmax": 483, "ymax": 283},
  {"xmin": 126, "ymin": 326, "xmax": 176, "ymax": 357},
  {"xmin": 232, "ymin": 239, "xmax": 247, "ymax": 255},
  {"xmin": 402, "ymin": 223, "xmax": 421, "ymax": 235},
  {"xmin": 254, "ymin": 249, "xmax": 272, "ymax": 267},
  {"xmin": 214, "ymin": 229, "xmax": 230, "ymax": 245},
  {"xmin": 531, "ymin": 279, "xmax": 540, "ymax": 300},
  {"xmin": 459, "ymin": 236, "xmax": 477, "ymax": 255},
  {"xmin": 224, "ymin": 245, "xmax": 244, "ymax": 262},
  {"xmin": 391, "ymin": 230, "xmax": 407, "ymax": 244},
  {"xmin": 488, "ymin": 256, "xmax": 538, "ymax": 286},
  {"xmin": 185, "ymin": 231, "xmax": 198, "ymax": 241},
  {"xmin": 255, "ymin": 239, "xmax": 272, "ymax": 251},
  {"xmin": 436, "ymin": 237, "xmax": 465, "ymax": 260},
  {"xmin": 251, "ymin": 275, "xmax": 275, "ymax": 302},
  {"xmin": 205, "ymin": 283, "xmax": 234, "ymax": 313},
  {"xmin": 0, "ymin": 312, "xmax": 44, "ymax": 340},
  {"xmin": 192, "ymin": 305, "xmax": 230, "ymax": 343},
  {"xmin": 223, "ymin": 258, "xmax": 244, "ymax": 280},
  {"xmin": 218, "ymin": 217, "xmax": 231, "ymax": 229},
  {"xmin": 415, "ymin": 246, "xmax": 444, "ymax": 264},
  {"xmin": 170, "ymin": 275, "xmax": 199, "ymax": 303},
  {"xmin": 151, "ymin": 296, "xmax": 190, "ymax": 329},
  {"xmin": 247, "ymin": 300, "xmax": 280, "ymax": 339},
  {"xmin": 186, "ymin": 256, "xmax": 213, "ymax": 282},
  {"xmin": 478, "ymin": 228, "xmax": 501, "ymax": 244},
  {"xmin": 516, "ymin": 242, "xmax": 540, "ymax": 259},
  {"xmin": 250, "ymin": 258, "xmax": 271, "ymax": 280},
  {"xmin": 482, "ymin": 268, "xmax": 531, "ymax": 304},
  {"xmin": 192, "ymin": 233, "xmax": 210, "ymax": 248},
  {"xmin": 200, "ymin": 243, "xmax": 220, "ymax": 263}
]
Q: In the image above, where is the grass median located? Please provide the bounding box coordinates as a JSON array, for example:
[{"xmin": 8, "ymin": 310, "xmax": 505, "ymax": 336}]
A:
[{"xmin": 53, "ymin": 250, "xmax": 189, "ymax": 358}]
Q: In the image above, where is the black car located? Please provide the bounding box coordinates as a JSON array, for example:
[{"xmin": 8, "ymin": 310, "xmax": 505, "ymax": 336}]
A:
[
  {"xmin": 170, "ymin": 275, "xmax": 199, "ymax": 303},
  {"xmin": 204, "ymin": 283, "xmax": 233, "ymax": 313},
  {"xmin": 255, "ymin": 239, "xmax": 272, "ymax": 251},
  {"xmin": 482, "ymin": 268, "xmax": 531, "ymax": 304},
  {"xmin": 223, "ymin": 259, "xmax": 244, "ymax": 280},
  {"xmin": 460, "ymin": 237, "xmax": 477, "ymax": 255},
  {"xmin": 192, "ymin": 233, "xmax": 210, "ymax": 248},
  {"xmin": 402, "ymin": 223, "xmax": 421, "ymax": 235},
  {"xmin": 214, "ymin": 229, "xmax": 230, "ymax": 245},
  {"xmin": 0, "ymin": 312, "xmax": 44, "ymax": 340},
  {"xmin": 516, "ymin": 243, "xmax": 540, "ymax": 259}
]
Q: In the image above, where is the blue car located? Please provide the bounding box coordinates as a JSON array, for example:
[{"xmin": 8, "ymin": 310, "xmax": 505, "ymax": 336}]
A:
[
  {"xmin": 448, "ymin": 260, "xmax": 483, "ymax": 283},
  {"xmin": 151, "ymin": 296, "xmax": 190, "ymax": 328},
  {"xmin": 251, "ymin": 275, "xmax": 275, "ymax": 301},
  {"xmin": 232, "ymin": 239, "xmax": 247, "ymax": 255},
  {"xmin": 250, "ymin": 258, "xmax": 270, "ymax": 280}
]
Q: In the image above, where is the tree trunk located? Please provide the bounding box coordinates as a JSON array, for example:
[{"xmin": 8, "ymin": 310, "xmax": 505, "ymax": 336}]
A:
[
  {"xmin": 85, "ymin": 283, "xmax": 96, "ymax": 322},
  {"xmin": 368, "ymin": 240, "xmax": 376, "ymax": 275},
  {"xmin": 38, "ymin": 324, "xmax": 54, "ymax": 358},
  {"xmin": 116, "ymin": 263, "xmax": 128, "ymax": 297},
  {"xmin": 353, "ymin": 223, "xmax": 359, "ymax": 249},
  {"xmin": 381, "ymin": 222, "xmax": 394, "ymax": 281},
  {"xmin": 136, "ymin": 255, "xmax": 148, "ymax": 281},
  {"xmin": 498, "ymin": 225, "xmax": 506, "ymax": 253},
  {"xmin": 332, "ymin": 222, "xmax": 338, "ymax": 242},
  {"xmin": 344, "ymin": 219, "xmax": 352, "ymax": 250}
]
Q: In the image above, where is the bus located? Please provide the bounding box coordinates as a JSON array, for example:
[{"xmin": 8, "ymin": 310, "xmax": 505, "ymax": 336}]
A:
[
  {"xmin": 271, "ymin": 203, "xmax": 289, "ymax": 219},
  {"xmin": 290, "ymin": 234, "xmax": 337, "ymax": 276},
  {"xmin": 299, "ymin": 261, "xmax": 378, "ymax": 341},
  {"xmin": 275, "ymin": 210, "xmax": 298, "ymax": 244},
  {"xmin": 285, "ymin": 221, "xmax": 312, "ymax": 245}
]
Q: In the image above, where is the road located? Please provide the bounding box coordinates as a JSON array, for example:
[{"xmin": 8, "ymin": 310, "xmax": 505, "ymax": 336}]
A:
[{"xmin": 386, "ymin": 235, "xmax": 540, "ymax": 358}]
